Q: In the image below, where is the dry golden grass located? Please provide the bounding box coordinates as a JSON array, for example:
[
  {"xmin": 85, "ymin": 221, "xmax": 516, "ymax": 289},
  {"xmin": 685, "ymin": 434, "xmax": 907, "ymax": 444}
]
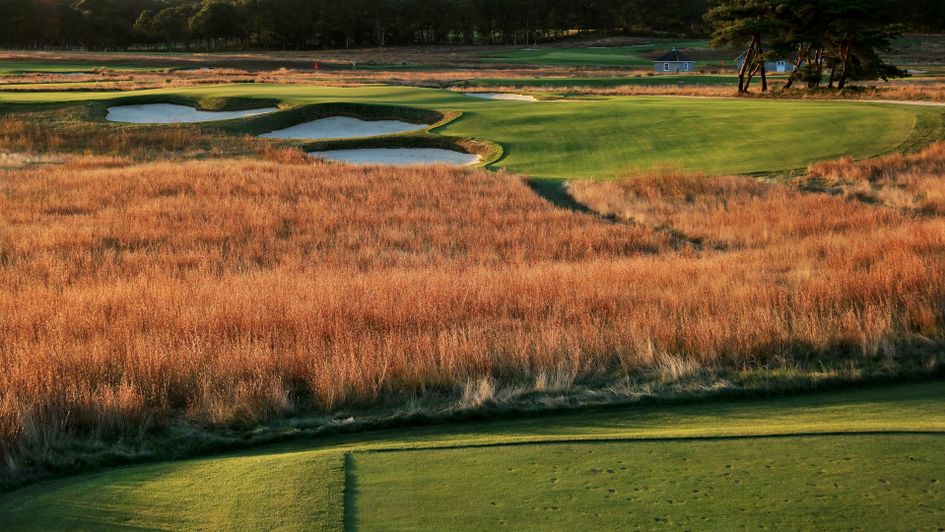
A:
[
  {"xmin": 806, "ymin": 141, "xmax": 945, "ymax": 213},
  {"xmin": 2, "ymin": 145, "xmax": 945, "ymax": 478},
  {"xmin": 0, "ymin": 114, "xmax": 269, "ymax": 160},
  {"xmin": 0, "ymin": 159, "xmax": 659, "ymax": 460},
  {"xmin": 568, "ymin": 167, "xmax": 903, "ymax": 249}
]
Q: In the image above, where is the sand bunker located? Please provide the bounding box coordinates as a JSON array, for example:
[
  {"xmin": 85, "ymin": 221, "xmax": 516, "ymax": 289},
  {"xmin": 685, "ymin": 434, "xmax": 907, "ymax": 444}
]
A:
[
  {"xmin": 310, "ymin": 148, "xmax": 480, "ymax": 167},
  {"xmin": 106, "ymin": 103, "xmax": 277, "ymax": 123},
  {"xmin": 261, "ymin": 117, "xmax": 427, "ymax": 140},
  {"xmin": 464, "ymin": 92, "xmax": 538, "ymax": 102}
]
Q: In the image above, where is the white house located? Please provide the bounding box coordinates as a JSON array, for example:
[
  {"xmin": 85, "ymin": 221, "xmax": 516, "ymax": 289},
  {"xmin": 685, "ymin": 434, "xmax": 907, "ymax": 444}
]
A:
[
  {"xmin": 653, "ymin": 48, "xmax": 695, "ymax": 73},
  {"xmin": 736, "ymin": 54, "xmax": 795, "ymax": 73}
]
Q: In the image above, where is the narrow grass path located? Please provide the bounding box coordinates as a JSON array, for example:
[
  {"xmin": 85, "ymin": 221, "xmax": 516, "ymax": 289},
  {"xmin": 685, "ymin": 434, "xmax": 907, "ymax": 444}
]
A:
[
  {"xmin": 0, "ymin": 84, "xmax": 927, "ymax": 178},
  {"xmin": 1, "ymin": 381, "xmax": 944, "ymax": 529}
]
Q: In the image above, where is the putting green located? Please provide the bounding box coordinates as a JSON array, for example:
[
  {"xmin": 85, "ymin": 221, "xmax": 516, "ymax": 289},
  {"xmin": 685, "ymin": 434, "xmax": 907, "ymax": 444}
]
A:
[
  {"xmin": 0, "ymin": 84, "xmax": 926, "ymax": 178},
  {"xmin": 1, "ymin": 381, "xmax": 944, "ymax": 529}
]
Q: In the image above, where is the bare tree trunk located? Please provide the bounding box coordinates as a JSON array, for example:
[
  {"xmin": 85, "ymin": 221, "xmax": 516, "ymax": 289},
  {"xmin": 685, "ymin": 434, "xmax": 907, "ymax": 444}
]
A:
[
  {"xmin": 745, "ymin": 62, "xmax": 761, "ymax": 91},
  {"xmin": 827, "ymin": 58, "xmax": 838, "ymax": 88},
  {"xmin": 783, "ymin": 46, "xmax": 808, "ymax": 90},
  {"xmin": 737, "ymin": 35, "xmax": 759, "ymax": 94},
  {"xmin": 837, "ymin": 41, "xmax": 853, "ymax": 90}
]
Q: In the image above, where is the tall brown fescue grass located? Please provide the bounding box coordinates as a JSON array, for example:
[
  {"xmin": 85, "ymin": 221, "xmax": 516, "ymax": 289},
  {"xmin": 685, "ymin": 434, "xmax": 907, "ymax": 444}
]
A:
[
  {"xmin": 2, "ymin": 145, "xmax": 945, "ymax": 481},
  {"xmin": 806, "ymin": 141, "xmax": 945, "ymax": 213},
  {"xmin": 0, "ymin": 114, "xmax": 266, "ymax": 159}
]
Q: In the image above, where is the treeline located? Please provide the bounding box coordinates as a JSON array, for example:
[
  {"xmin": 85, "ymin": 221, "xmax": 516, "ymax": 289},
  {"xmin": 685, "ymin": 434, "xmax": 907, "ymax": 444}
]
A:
[
  {"xmin": 1, "ymin": 0, "xmax": 711, "ymax": 50},
  {"xmin": 709, "ymin": 0, "xmax": 926, "ymax": 92},
  {"xmin": 1, "ymin": 0, "xmax": 941, "ymax": 51}
]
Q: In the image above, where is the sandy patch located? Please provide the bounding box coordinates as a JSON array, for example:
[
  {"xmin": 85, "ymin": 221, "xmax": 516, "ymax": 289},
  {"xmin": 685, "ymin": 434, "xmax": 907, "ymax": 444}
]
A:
[
  {"xmin": 106, "ymin": 103, "xmax": 277, "ymax": 123},
  {"xmin": 261, "ymin": 116, "xmax": 427, "ymax": 140},
  {"xmin": 464, "ymin": 92, "xmax": 538, "ymax": 102},
  {"xmin": 310, "ymin": 148, "xmax": 480, "ymax": 166}
]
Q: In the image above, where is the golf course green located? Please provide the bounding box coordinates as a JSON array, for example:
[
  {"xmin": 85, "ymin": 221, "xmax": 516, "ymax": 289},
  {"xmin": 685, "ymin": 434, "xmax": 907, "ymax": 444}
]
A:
[
  {"xmin": 0, "ymin": 84, "xmax": 928, "ymax": 178},
  {"xmin": 2, "ymin": 380, "xmax": 944, "ymax": 530}
]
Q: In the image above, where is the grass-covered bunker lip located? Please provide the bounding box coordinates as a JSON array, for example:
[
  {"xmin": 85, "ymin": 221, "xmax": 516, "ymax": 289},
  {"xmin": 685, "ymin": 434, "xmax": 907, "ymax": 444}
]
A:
[
  {"xmin": 233, "ymin": 102, "xmax": 499, "ymax": 165},
  {"xmin": 229, "ymin": 101, "xmax": 449, "ymax": 136},
  {"xmin": 88, "ymin": 94, "xmax": 283, "ymax": 121},
  {"xmin": 302, "ymin": 133, "xmax": 502, "ymax": 168}
]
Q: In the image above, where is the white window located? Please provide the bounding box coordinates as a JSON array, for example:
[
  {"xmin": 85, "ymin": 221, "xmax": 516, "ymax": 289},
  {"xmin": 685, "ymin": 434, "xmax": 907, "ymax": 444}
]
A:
[
  {"xmin": 664, "ymin": 63, "xmax": 670, "ymax": 72},
  {"xmin": 684, "ymin": 63, "xmax": 689, "ymax": 72}
]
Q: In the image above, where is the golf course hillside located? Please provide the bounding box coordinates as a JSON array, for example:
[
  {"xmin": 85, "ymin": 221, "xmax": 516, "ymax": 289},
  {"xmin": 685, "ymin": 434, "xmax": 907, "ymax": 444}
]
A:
[
  {"xmin": 1, "ymin": 381, "xmax": 944, "ymax": 530},
  {"xmin": 0, "ymin": 84, "xmax": 929, "ymax": 178},
  {"xmin": 2, "ymin": 0, "xmax": 945, "ymax": 528}
]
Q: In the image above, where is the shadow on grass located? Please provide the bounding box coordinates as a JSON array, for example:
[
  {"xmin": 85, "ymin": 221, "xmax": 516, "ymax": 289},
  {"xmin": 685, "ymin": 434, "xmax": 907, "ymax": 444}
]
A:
[
  {"xmin": 343, "ymin": 453, "xmax": 359, "ymax": 532},
  {"xmin": 525, "ymin": 177, "xmax": 595, "ymax": 214}
]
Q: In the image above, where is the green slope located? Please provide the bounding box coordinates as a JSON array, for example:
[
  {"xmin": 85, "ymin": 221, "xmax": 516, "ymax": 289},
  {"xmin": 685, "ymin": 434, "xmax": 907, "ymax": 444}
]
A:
[
  {"xmin": 0, "ymin": 452, "xmax": 345, "ymax": 530},
  {"xmin": 2, "ymin": 381, "xmax": 945, "ymax": 529},
  {"xmin": 0, "ymin": 84, "xmax": 924, "ymax": 178}
]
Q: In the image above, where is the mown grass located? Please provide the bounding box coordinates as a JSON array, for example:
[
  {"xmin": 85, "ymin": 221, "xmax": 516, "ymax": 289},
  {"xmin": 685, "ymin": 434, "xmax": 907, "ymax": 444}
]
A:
[
  {"xmin": 0, "ymin": 452, "xmax": 345, "ymax": 530},
  {"xmin": 354, "ymin": 435, "xmax": 945, "ymax": 530},
  {"xmin": 479, "ymin": 41, "xmax": 717, "ymax": 67},
  {"xmin": 0, "ymin": 84, "xmax": 926, "ymax": 177},
  {"xmin": 0, "ymin": 61, "xmax": 163, "ymax": 75},
  {"xmin": 465, "ymin": 74, "xmax": 739, "ymax": 88},
  {"xmin": 2, "ymin": 380, "xmax": 944, "ymax": 529}
]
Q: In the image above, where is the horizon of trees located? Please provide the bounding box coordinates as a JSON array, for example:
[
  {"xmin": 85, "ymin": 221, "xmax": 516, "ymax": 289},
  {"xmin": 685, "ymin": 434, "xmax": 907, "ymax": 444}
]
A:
[
  {"xmin": 0, "ymin": 0, "xmax": 941, "ymax": 51},
  {"xmin": 1, "ymin": 0, "xmax": 710, "ymax": 50}
]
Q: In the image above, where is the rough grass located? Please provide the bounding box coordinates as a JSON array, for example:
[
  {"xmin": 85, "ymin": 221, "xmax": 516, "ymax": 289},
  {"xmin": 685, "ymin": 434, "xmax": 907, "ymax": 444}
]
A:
[
  {"xmin": 3, "ymin": 143, "xmax": 945, "ymax": 482},
  {"xmin": 804, "ymin": 141, "xmax": 945, "ymax": 214}
]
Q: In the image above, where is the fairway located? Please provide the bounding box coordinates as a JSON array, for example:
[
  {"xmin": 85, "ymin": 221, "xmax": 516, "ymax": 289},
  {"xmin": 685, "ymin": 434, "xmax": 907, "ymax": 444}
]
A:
[
  {"xmin": 0, "ymin": 84, "xmax": 924, "ymax": 178},
  {"xmin": 480, "ymin": 41, "xmax": 715, "ymax": 67},
  {"xmin": 354, "ymin": 436, "xmax": 945, "ymax": 530},
  {"xmin": 467, "ymin": 74, "xmax": 738, "ymax": 88},
  {"xmin": 2, "ymin": 381, "xmax": 944, "ymax": 530},
  {"xmin": 0, "ymin": 60, "xmax": 164, "ymax": 75}
]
